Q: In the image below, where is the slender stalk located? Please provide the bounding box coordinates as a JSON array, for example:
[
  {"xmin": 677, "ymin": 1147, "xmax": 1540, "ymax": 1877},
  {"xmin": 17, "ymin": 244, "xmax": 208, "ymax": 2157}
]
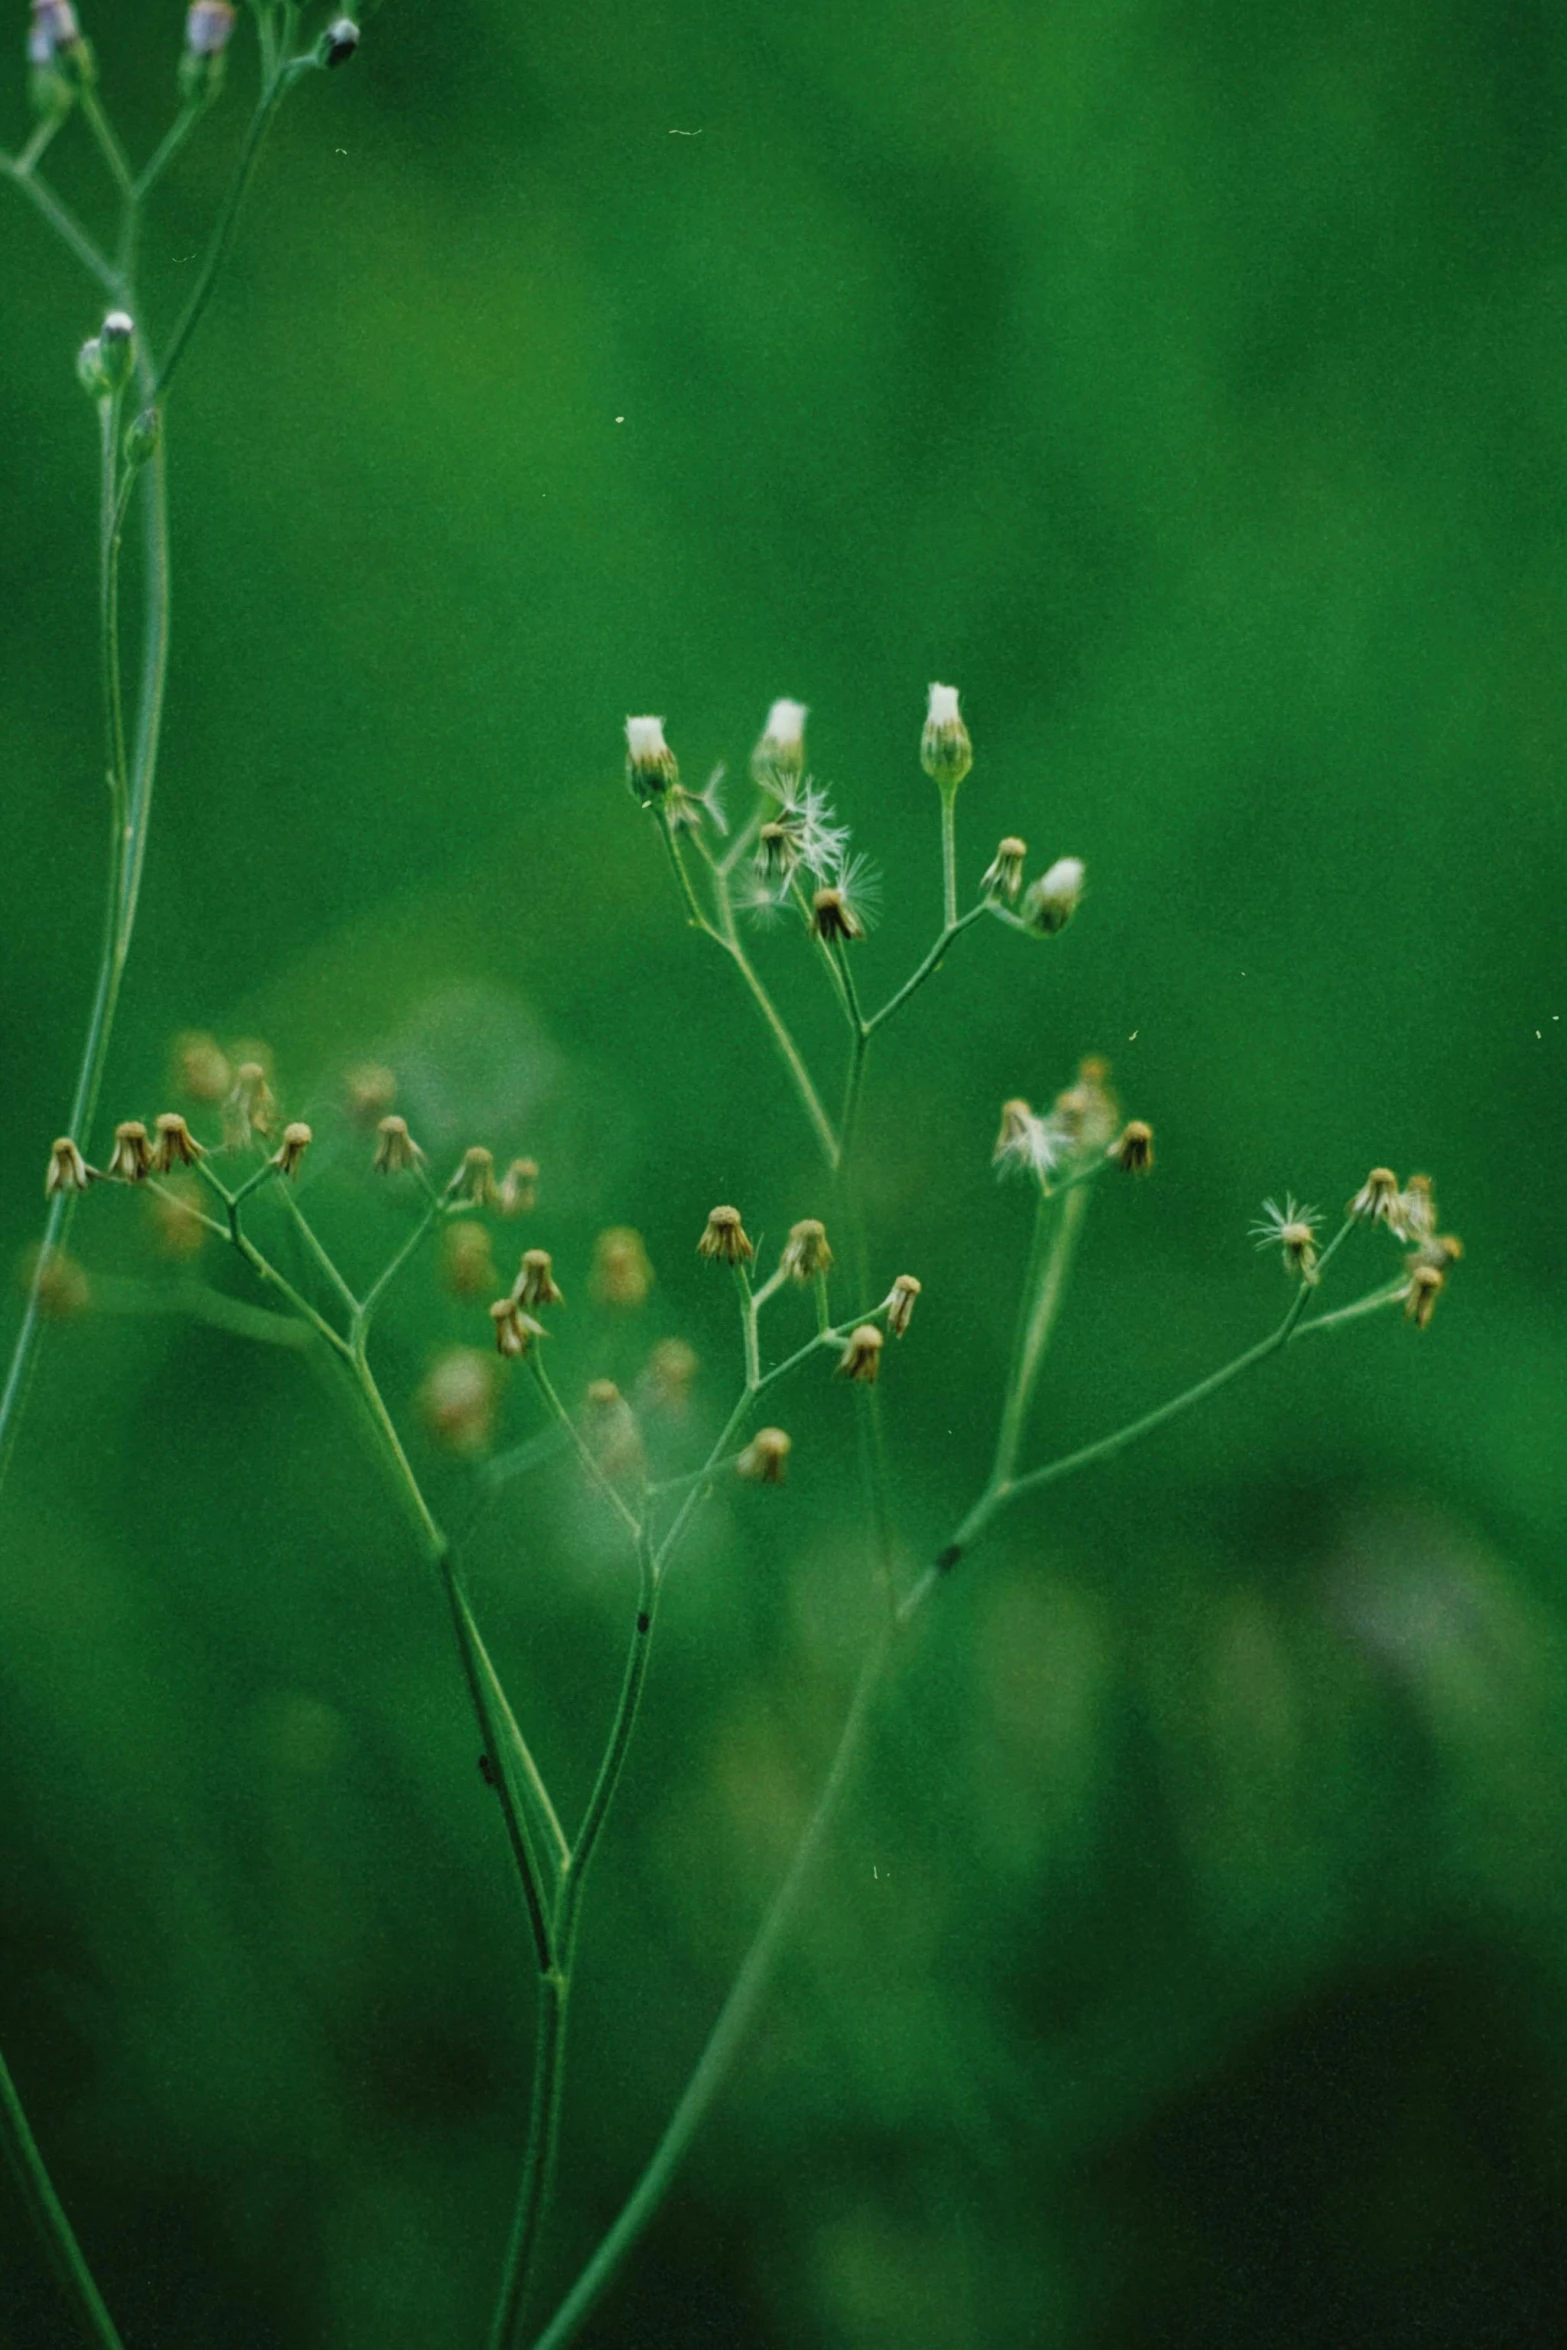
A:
[
  {"xmin": 865, "ymin": 901, "xmax": 988, "ymax": 1036},
  {"xmin": 357, "ymin": 1194, "xmax": 443, "ymax": 1327},
  {"xmin": 527, "ymin": 1358, "xmax": 643, "ymax": 1540},
  {"xmin": 0, "ymin": 155, "xmax": 123, "ymax": 293},
  {"xmin": 0, "ymin": 2052, "xmax": 125, "ymax": 2350},
  {"xmin": 990, "ymin": 1182, "xmax": 1090, "ymax": 1492},
  {"xmin": 276, "ymin": 1186, "xmax": 363, "ymax": 1318},
  {"xmin": 133, "ymin": 100, "xmax": 208, "ymax": 203},
  {"xmin": 78, "ymin": 88, "xmax": 136, "ymax": 204},
  {"xmin": 939, "ymin": 783, "xmax": 959, "ymax": 929}
]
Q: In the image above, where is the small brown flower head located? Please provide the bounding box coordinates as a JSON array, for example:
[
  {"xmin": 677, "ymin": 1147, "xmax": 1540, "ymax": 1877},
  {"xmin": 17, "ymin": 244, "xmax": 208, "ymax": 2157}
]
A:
[
  {"xmin": 489, "ymin": 1297, "xmax": 543, "ymax": 1359},
  {"xmin": 1252, "ymin": 1196, "xmax": 1319, "ymax": 1283},
  {"xmin": 780, "ymin": 1218, "xmax": 833, "ymax": 1284},
  {"xmin": 756, "ymin": 818, "xmax": 800, "ymax": 887},
  {"xmin": 1348, "ymin": 1167, "xmax": 1399, "ymax": 1224},
  {"xmin": 981, "ymin": 836, "xmax": 1027, "ymax": 902},
  {"xmin": 455, "ymin": 1145, "xmax": 499, "ymax": 1208},
  {"xmin": 1022, "ymin": 856, "xmax": 1086, "ymax": 936},
  {"xmin": 272, "ymin": 1122, "xmax": 313, "ymax": 1180},
  {"xmin": 838, "ymin": 1325, "xmax": 884, "ymax": 1383},
  {"xmin": 107, "ymin": 1121, "xmax": 152, "ymax": 1184},
  {"xmin": 641, "ymin": 1336, "xmax": 698, "ymax": 1413},
  {"xmin": 150, "ymin": 1112, "xmax": 203, "ymax": 1174},
  {"xmin": 811, "ymin": 886, "xmax": 865, "ymax": 945},
  {"xmin": 592, "ymin": 1226, "xmax": 654, "ymax": 1309},
  {"xmin": 921, "ymin": 682, "xmax": 973, "ymax": 790},
  {"xmin": 584, "ymin": 1379, "xmax": 646, "ymax": 1484},
  {"xmin": 884, "ymin": 1273, "xmax": 922, "ymax": 1338},
  {"xmin": 418, "ymin": 1348, "xmax": 498, "ymax": 1456},
  {"xmin": 625, "ymin": 714, "xmax": 679, "ymax": 804},
  {"xmin": 224, "ymin": 1061, "xmax": 277, "ymax": 1147},
  {"xmin": 373, "ymin": 1114, "xmax": 425, "ymax": 1176},
  {"xmin": 1405, "ymin": 1264, "xmax": 1445, "ymax": 1329},
  {"xmin": 698, "ymin": 1204, "xmax": 754, "ymax": 1265},
  {"xmin": 172, "ymin": 1031, "xmax": 231, "ymax": 1103},
  {"xmin": 1391, "ymin": 1174, "xmax": 1436, "ymax": 1244},
  {"xmin": 499, "ymin": 1156, "xmax": 539, "ymax": 1216},
  {"xmin": 345, "ymin": 1062, "xmax": 397, "ymax": 1126},
  {"xmin": 514, "ymin": 1247, "xmax": 565, "ymax": 1311},
  {"xmin": 737, "ymin": 1427, "xmax": 792, "ymax": 1485},
  {"xmin": 147, "ymin": 1175, "xmax": 206, "ymax": 1260},
  {"xmin": 441, "ymin": 1220, "xmax": 496, "ymax": 1300},
  {"xmin": 1111, "ymin": 1120, "xmax": 1155, "ymax": 1175},
  {"xmin": 44, "ymin": 1136, "xmax": 92, "ymax": 1197},
  {"xmin": 19, "ymin": 1243, "xmax": 90, "ymax": 1320}
]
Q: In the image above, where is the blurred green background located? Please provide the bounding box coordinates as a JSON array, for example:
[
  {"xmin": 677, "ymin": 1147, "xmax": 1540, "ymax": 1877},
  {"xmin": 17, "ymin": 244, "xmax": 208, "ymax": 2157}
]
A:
[{"xmin": 3, "ymin": 0, "xmax": 1566, "ymax": 2342}]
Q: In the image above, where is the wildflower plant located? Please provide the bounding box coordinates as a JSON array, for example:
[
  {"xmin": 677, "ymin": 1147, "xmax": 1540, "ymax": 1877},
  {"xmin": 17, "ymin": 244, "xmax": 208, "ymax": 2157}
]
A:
[{"xmin": 0, "ymin": 17, "xmax": 1463, "ymax": 2350}]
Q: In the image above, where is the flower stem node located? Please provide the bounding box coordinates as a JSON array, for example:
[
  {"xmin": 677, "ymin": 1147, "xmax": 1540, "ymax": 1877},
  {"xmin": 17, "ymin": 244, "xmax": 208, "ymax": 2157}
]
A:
[
  {"xmin": 884, "ymin": 1274, "xmax": 922, "ymax": 1338},
  {"xmin": 514, "ymin": 1248, "xmax": 565, "ymax": 1311},
  {"xmin": 454, "ymin": 1145, "xmax": 499, "ymax": 1208},
  {"xmin": 921, "ymin": 683, "xmax": 973, "ymax": 791},
  {"xmin": 225, "ymin": 1061, "xmax": 277, "ymax": 1147},
  {"xmin": 592, "ymin": 1227, "xmax": 654, "ymax": 1309},
  {"xmin": 1022, "ymin": 857, "xmax": 1086, "ymax": 936},
  {"xmin": 1348, "ymin": 1166, "xmax": 1399, "ymax": 1224},
  {"xmin": 737, "ymin": 1427, "xmax": 792, "ymax": 1484},
  {"xmin": 272, "ymin": 1122, "xmax": 313, "ymax": 1180},
  {"xmin": 373, "ymin": 1115, "xmax": 425, "ymax": 1176},
  {"xmin": 981, "ymin": 837, "xmax": 1027, "ymax": 902},
  {"xmin": 811, "ymin": 887, "xmax": 863, "ymax": 945},
  {"xmin": 1110, "ymin": 1120, "xmax": 1154, "ymax": 1174},
  {"xmin": 838, "ymin": 1325, "xmax": 885, "ymax": 1384},
  {"xmin": 752, "ymin": 698, "xmax": 808, "ymax": 791},
  {"xmin": 1252, "ymin": 1196, "xmax": 1320, "ymax": 1284},
  {"xmin": 107, "ymin": 1121, "xmax": 153, "ymax": 1184},
  {"xmin": 489, "ymin": 1297, "xmax": 543, "ymax": 1359},
  {"xmin": 780, "ymin": 1218, "xmax": 833, "ymax": 1283},
  {"xmin": 319, "ymin": 17, "xmax": 360, "ymax": 68},
  {"xmin": 151, "ymin": 1112, "xmax": 204, "ymax": 1173},
  {"xmin": 698, "ymin": 1205, "xmax": 753, "ymax": 1265},
  {"xmin": 1405, "ymin": 1264, "xmax": 1445, "ymax": 1329},
  {"xmin": 625, "ymin": 715, "xmax": 678, "ymax": 804},
  {"xmin": 499, "ymin": 1157, "xmax": 540, "ymax": 1217},
  {"xmin": 45, "ymin": 1136, "xmax": 93, "ymax": 1196}
]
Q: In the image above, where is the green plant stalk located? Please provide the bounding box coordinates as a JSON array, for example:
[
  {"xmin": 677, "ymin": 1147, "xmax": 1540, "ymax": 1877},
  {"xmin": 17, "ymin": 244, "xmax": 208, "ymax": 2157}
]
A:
[
  {"xmin": 0, "ymin": 2057, "xmax": 125, "ymax": 2350},
  {"xmin": 939, "ymin": 780, "xmax": 959, "ymax": 928},
  {"xmin": 990, "ymin": 1181, "xmax": 1091, "ymax": 1493}
]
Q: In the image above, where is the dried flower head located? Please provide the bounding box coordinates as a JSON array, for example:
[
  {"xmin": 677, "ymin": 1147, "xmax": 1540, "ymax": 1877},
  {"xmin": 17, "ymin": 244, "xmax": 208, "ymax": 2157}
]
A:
[
  {"xmin": 838, "ymin": 1324, "xmax": 885, "ymax": 1384},
  {"xmin": 755, "ymin": 820, "xmax": 800, "ymax": 887},
  {"xmin": 44, "ymin": 1136, "xmax": 93, "ymax": 1196},
  {"xmin": 921, "ymin": 682, "xmax": 973, "ymax": 790},
  {"xmin": 641, "ymin": 1336, "xmax": 698, "ymax": 1412},
  {"xmin": 321, "ymin": 16, "xmax": 359, "ymax": 67},
  {"xmin": 225, "ymin": 1061, "xmax": 277, "ymax": 1146},
  {"xmin": 172, "ymin": 1031, "xmax": 231, "ymax": 1103},
  {"xmin": 1416, "ymin": 1233, "xmax": 1464, "ymax": 1271},
  {"xmin": 1252, "ymin": 1195, "xmax": 1320, "ymax": 1283},
  {"xmin": 884, "ymin": 1273, "xmax": 922, "ymax": 1338},
  {"xmin": 373, "ymin": 1115, "xmax": 424, "ymax": 1175},
  {"xmin": 737, "ymin": 1427, "xmax": 792, "ymax": 1485},
  {"xmin": 441, "ymin": 1220, "xmax": 497, "ymax": 1300},
  {"xmin": 811, "ymin": 886, "xmax": 864, "ymax": 945},
  {"xmin": 419, "ymin": 1348, "xmax": 497, "ymax": 1456},
  {"xmin": 992, "ymin": 1097, "xmax": 1067, "ymax": 1182},
  {"xmin": 150, "ymin": 1112, "xmax": 203, "ymax": 1173},
  {"xmin": 489, "ymin": 1297, "xmax": 544, "ymax": 1359},
  {"xmin": 1348, "ymin": 1167, "xmax": 1400, "ymax": 1224},
  {"xmin": 19, "ymin": 1243, "xmax": 89, "ymax": 1320},
  {"xmin": 1051, "ymin": 1058, "xmax": 1120, "ymax": 1154},
  {"xmin": 698, "ymin": 1205, "xmax": 753, "ymax": 1265},
  {"xmin": 592, "ymin": 1226, "xmax": 654, "ymax": 1309},
  {"xmin": 625, "ymin": 714, "xmax": 679, "ymax": 803},
  {"xmin": 107, "ymin": 1121, "xmax": 152, "ymax": 1184},
  {"xmin": 500, "ymin": 1156, "xmax": 540, "ymax": 1216},
  {"xmin": 146, "ymin": 1175, "xmax": 206, "ymax": 1260},
  {"xmin": 753, "ymin": 698, "xmax": 808, "ymax": 789},
  {"xmin": 780, "ymin": 1218, "xmax": 833, "ymax": 1283},
  {"xmin": 1391, "ymin": 1174, "xmax": 1436, "ymax": 1244},
  {"xmin": 1111, "ymin": 1120, "xmax": 1155, "ymax": 1174},
  {"xmin": 345, "ymin": 1062, "xmax": 397, "ymax": 1126},
  {"xmin": 1022, "ymin": 856, "xmax": 1086, "ymax": 936},
  {"xmin": 455, "ymin": 1145, "xmax": 499, "ymax": 1208},
  {"xmin": 272, "ymin": 1121, "xmax": 313, "ymax": 1179},
  {"xmin": 514, "ymin": 1247, "xmax": 565, "ymax": 1311},
  {"xmin": 981, "ymin": 837, "xmax": 1027, "ymax": 902},
  {"xmin": 1405, "ymin": 1264, "xmax": 1445, "ymax": 1329},
  {"xmin": 584, "ymin": 1379, "xmax": 646, "ymax": 1483}
]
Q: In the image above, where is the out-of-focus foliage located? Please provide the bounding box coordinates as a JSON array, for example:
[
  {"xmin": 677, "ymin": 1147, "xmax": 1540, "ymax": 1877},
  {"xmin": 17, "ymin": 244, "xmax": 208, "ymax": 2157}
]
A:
[{"xmin": 1, "ymin": 2, "xmax": 1564, "ymax": 2344}]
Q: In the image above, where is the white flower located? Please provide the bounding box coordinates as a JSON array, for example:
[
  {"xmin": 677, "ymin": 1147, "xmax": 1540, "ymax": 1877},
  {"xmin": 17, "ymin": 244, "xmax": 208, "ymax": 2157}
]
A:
[
  {"xmin": 625, "ymin": 714, "xmax": 678, "ymax": 802},
  {"xmin": 920, "ymin": 681, "xmax": 973, "ymax": 788},
  {"xmin": 1251, "ymin": 1195, "xmax": 1320, "ymax": 1281},
  {"xmin": 1022, "ymin": 856, "xmax": 1086, "ymax": 935}
]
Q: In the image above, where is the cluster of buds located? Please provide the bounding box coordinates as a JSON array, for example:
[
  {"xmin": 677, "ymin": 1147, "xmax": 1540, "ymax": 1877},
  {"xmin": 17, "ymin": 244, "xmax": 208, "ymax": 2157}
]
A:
[
  {"xmin": 993, "ymin": 1059, "xmax": 1133, "ymax": 1184},
  {"xmin": 1345, "ymin": 1166, "xmax": 1461, "ymax": 1326},
  {"xmin": 28, "ymin": 1, "xmax": 89, "ymax": 114},
  {"xmin": 77, "ymin": 311, "xmax": 134, "ymax": 401},
  {"xmin": 180, "ymin": 0, "xmax": 234, "ymax": 99},
  {"xmin": 698, "ymin": 1205, "xmax": 753, "ymax": 1265},
  {"xmin": 920, "ymin": 683, "xmax": 972, "ymax": 791}
]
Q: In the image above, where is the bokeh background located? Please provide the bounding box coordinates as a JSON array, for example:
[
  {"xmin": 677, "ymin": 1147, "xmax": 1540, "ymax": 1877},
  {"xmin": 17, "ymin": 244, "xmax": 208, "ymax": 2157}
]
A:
[{"xmin": 2, "ymin": 1, "xmax": 1565, "ymax": 2342}]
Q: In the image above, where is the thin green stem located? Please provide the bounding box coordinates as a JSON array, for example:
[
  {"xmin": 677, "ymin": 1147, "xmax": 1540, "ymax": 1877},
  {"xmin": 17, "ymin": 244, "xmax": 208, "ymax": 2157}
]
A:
[
  {"xmin": 527, "ymin": 1358, "xmax": 642, "ymax": 1539},
  {"xmin": 864, "ymin": 901, "xmax": 988, "ymax": 1036},
  {"xmin": 990, "ymin": 1181, "xmax": 1090, "ymax": 1492},
  {"xmin": 437, "ymin": 1550, "xmax": 557, "ymax": 1972},
  {"xmin": 357, "ymin": 1196, "xmax": 443, "ymax": 1328},
  {"xmin": 133, "ymin": 99, "xmax": 208, "ymax": 202},
  {"xmin": 939, "ymin": 783, "xmax": 959, "ymax": 929},
  {"xmin": 276, "ymin": 1186, "xmax": 363, "ymax": 1317},
  {"xmin": 0, "ymin": 154, "xmax": 124, "ymax": 293},
  {"xmin": 91, "ymin": 1274, "xmax": 311, "ymax": 1349},
  {"xmin": 735, "ymin": 1265, "xmax": 760, "ymax": 1390},
  {"xmin": 0, "ymin": 2050, "xmax": 125, "ymax": 2350},
  {"xmin": 78, "ymin": 88, "xmax": 135, "ymax": 204}
]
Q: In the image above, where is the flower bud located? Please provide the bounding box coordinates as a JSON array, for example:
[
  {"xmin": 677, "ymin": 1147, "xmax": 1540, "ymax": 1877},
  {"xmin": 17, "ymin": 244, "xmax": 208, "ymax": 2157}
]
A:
[
  {"xmin": 185, "ymin": 0, "xmax": 234, "ymax": 56},
  {"xmin": 28, "ymin": 2, "xmax": 86, "ymax": 115},
  {"xmin": 419, "ymin": 1348, "xmax": 498, "ymax": 1456},
  {"xmin": 1022, "ymin": 856, "xmax": 1085, "ymax": 936},
  {"xmin": 123, "ymin": 406, "xmax": 161, "ymax": 469},
  {"xmin": 96, "ymin": 311, "xmax": 134, "ymax": 394},
  {"xmin": 107, "ymin": 1121, "xmax": 152, "ymax": 1183},
  {"xmin": 591, "ymin": 1226, "xmax": 654, "ymax": 1309},
  {"xmin": 373, "ymin": 1114, "xmax": 424, "ymax": 1175},
  {"xmin": 150, "ymin": 1112, "xmax": 204, "ymax": 1173},
  {"xmin": 697, "ymin": 1204, "xmax": 753, "ymax": 1265},
  {"xmin": 838, "ymin": 1325, "xmax": 884, "ymax": 1384},
  {"xmin": 920, "ymin": 682, "xmax": 972, "ymax": 791},
  {"xmin": 272, "ymin": 1122, "xmax": 313, "ymax": 1180},
  {"xmin": 752, "ymin": 698, "xmax": 808, "ymax": 790},
  {"xmin": 319, "ymin": 16, "xmax": 359, "ymax": 68},
  {"xmin": 44, "ymin": 1136, "xmax": 93, "ymax": 1196},
  {"xmin": 981, "ymin": 837, "xmax": 1026, "ymax": 902},
  {"xmin": 884, "ymin": 1273, "xmax": 921, "ymax": 1338},
  {"xmin": 780, "ymin": 1218, "xmax": 832, "ymax": 1283},
  {"xmin": 625, "ymin": 715, "xmax": 678, "ymax": 803},
  {"xmin": 737, "ymin": 1427, "xmax": 791, "ymax": 1485},
  {"xmin": 514, "ymin": 1247, "xmax": 565, "ymax": 1311}
]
